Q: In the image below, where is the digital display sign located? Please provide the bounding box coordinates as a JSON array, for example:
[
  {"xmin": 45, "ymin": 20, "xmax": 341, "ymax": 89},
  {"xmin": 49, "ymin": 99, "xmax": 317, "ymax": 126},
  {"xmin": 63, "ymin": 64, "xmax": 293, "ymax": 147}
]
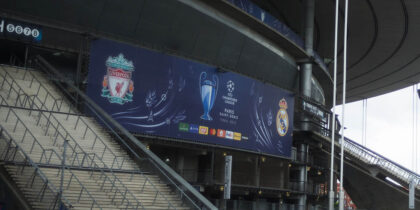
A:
[
  {"xmin": 0, "ymin": 17, "xmax": 42, "ymax": 42},
  {"xmin": 87, "ymin": 39, "xmax": 294, "ymax": 157}
]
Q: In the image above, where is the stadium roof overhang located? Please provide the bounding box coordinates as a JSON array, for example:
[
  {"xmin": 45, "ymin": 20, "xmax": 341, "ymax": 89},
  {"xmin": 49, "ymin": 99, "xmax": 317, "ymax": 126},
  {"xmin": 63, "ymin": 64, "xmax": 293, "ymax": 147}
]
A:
[
  {"xmin": 1, "ymin": 0, "xmax": 418, "ymax": 104},
  {"xmin": 0, "ymin": 1, "xmax": 333, "ymax": 100},
  {"xmin": 256, "ymin": 0, "xmax": 420, "ymax": 103},
  {"xmin": 0, "ymin": 0, "xmax": 302, "ymax": 96}
]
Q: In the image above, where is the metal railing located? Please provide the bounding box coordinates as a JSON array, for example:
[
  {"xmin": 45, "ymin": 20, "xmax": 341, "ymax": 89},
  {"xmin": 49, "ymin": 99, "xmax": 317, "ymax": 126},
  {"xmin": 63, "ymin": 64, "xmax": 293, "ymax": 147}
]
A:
[
  {"xmin": 343, "ymin": 137, "xmax": 420, "ymax": 189},
  {"xmin": 0, "ymin": 93, "xmax": 150, "ymax": 209},
  {"xmin": 60, "ymin": 114, "xmax": 136, "ymax": 170},
  {"xmin": 294, "ymin": 95, "xmax": 332, "ymax": 137},
  {"xmin": 0, "ymin": 65, "xmax": 75, "ymax": 115},
  {"xmin": 32, "ymin": 111, "xmax": 173, "ymax": 209},
  {"xmin": 8, "ymin": 53, "xmax": 24, "ymax": 67},
  {"xmin": 0, "ymin": 65, "xmax": 138, "ymax": 170},
  {"xmin": 0, "ymin": 123, "xmax": 87, "ymax": 210},
  {"xmin": 296, "ymin": 96, "xmax": 420, "ymax": 190},
  {"xmin": 35, "ymin": 54, "xmax": 217, "ymax": 209},
  {"xmin": 0, "ymin": 72, "xmax": 170, "ymax": 209},
  {"xmin": 0, "ymin": 64, "xmax": 178, "ymax": 209},
  {"xmin": 0, "ymin": 123, "xmax": 103, "ymax": 209}
]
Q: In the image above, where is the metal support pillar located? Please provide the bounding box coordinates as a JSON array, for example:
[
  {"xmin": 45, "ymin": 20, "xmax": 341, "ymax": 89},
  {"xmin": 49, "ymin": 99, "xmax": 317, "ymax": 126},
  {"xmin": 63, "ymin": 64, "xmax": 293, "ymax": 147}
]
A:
[
  {"xmin": 300, "ymin": 0, "xmax": 314, "ymax": 98},
  {"xmin": 299, "ymin": 0, "xmax": 314, "ymax": 132},
  {"xmin": 210, "ymin": 149, "xmax": 215, "ymax": 185},
  {"xmin": 255, "ymin": 156, "xmax": 261, "ymax": 187},
  {"xmin": 75, "ymin": 36, "xmax": 84, "ymax": 106},
  {"xmin": 298, "ymin": 144, "xmax": 308, "ymax": 210},
  {"xmin": 59, "ymin": 140, "xmax": 68, "ymax": 209},
  {"xmin": 176, "ymin": 154, "xmax": 184, "ymax": 176},
  {"xmin": 298, "ymin": 0, "xmax": 314, "ymax": 209},
  {"xmin": 24, "ymin": 45, "xmax": 29, "ymax": 69}
]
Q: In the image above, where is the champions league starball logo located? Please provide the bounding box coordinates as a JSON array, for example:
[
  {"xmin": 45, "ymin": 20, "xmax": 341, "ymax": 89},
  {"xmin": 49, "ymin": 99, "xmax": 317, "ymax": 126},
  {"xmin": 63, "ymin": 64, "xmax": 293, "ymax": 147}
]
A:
[
  {"xmin": 276, "ymin": 98, "xmax": 289, "ymax": 136},
  {"xmin": 101, "ymin": 54, "xmax": 134, "ymax": 104},
  {"xmin": 226, "ymin": 80, "xmax": 234, "ymax": 93},
  {"xmin": 199, "ymin": 72, "xmax": 218, "ymax": 121}
]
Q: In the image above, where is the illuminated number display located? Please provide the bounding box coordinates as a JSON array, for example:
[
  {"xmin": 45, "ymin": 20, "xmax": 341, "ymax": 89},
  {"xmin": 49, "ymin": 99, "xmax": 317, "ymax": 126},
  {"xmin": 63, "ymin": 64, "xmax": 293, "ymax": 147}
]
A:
[{"xmin": 0, "ymin": 18, "xmax": 42, "ymax": 42}]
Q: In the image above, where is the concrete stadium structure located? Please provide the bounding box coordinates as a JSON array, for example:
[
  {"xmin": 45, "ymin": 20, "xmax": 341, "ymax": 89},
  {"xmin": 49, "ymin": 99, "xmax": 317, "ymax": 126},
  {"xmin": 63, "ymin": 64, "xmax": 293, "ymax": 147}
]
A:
[{"xmin": 0, "ymin": 0, "xmax": 419, "ymax": 209}]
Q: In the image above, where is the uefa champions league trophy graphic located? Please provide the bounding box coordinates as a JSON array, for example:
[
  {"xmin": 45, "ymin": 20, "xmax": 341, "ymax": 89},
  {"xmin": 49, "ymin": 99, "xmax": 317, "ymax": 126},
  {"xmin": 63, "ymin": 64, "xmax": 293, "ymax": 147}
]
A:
[
  {"xmin": 199, "ymin": 72, "xmax": 218, "ymax": 121},
  {"xmin": 145, "ymin": 91, "xmax": 157, "ymax": 122}
]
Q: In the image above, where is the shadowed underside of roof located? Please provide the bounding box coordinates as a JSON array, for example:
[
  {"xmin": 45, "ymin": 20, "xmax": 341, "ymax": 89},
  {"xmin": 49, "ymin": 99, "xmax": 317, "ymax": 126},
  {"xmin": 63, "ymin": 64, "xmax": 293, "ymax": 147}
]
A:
[
  {"xmin": 261, "ymin": 0, "xmax": 420, "ymax": 103},
  {"xmin": 1, "ymin": 0, "xmax": 419, "ymax": 104}
]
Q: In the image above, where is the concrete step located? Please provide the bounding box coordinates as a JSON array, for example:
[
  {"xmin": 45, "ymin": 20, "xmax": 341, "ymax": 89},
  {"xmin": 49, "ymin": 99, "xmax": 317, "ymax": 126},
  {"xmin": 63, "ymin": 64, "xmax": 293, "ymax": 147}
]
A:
[
  {"xmin": 0, "ymin": 67, "xmax": 76, "ymax": 114},
  {"xmin": 8, "ymin": 166, "xmax": 183, "ymax": 205}
]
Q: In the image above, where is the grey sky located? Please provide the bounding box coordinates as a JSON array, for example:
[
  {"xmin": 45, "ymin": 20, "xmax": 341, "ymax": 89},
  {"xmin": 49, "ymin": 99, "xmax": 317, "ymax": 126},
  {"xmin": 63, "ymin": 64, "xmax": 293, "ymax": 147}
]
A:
[{"xmin": 336, "ymin": 84, "xmax": 419, "ymax": 173}]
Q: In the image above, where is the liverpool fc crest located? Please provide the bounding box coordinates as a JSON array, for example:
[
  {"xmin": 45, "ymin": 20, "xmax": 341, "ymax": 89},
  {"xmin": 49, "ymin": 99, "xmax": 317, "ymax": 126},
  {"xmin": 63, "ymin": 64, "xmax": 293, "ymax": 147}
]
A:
[
  {"xmin": 101, "ymin": 54, "xmax": 134, "ymax": 104},
  {"xmin": 276, "ymin": 98, "xmax": 289, "ymax": 136}
]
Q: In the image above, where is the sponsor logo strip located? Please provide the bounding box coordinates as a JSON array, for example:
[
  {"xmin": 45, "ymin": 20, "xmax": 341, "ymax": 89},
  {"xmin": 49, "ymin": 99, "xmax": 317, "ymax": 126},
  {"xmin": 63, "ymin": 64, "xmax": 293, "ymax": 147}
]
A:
[
  {"xmin": 233, "ymin": 132, "xmax": 241, "ymax": 141},
  {"xmin": 178, "ymin": 123, "xmax": 189, "ymax": 132},
  {"xmin": 217, "ymin": 129, "xmax": 226, "ymax": 138},
  {"xmin": 225, "ymin": 131, "xmax": 234, "ymax": 139},
  {"xmin": 199, "ymin": 126, "xmax": 209, "ymax": 135},
  {"xmin": 189, "ymin": 124, "xmax": 199, "ymax": 133}
]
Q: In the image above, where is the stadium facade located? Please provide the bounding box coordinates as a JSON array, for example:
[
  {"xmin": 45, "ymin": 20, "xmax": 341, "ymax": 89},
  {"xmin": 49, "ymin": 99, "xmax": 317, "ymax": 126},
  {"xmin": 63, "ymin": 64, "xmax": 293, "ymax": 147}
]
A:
[{"xmin": 0, "ymin": 0, "xmax": 419, "ymax": 210}]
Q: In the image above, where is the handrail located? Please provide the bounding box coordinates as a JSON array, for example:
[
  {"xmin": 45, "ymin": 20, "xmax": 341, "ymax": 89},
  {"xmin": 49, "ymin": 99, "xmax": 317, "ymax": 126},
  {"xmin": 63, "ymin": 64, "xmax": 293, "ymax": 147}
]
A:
[
  {"xmin": 297, "ymin": 96, "xmax": 420, "ymax": 189},
  {"xmin": 343, "ymin": 136, "xmax": 420, "ymax": 188},
  {"xmin": 0, "ymin": 125, "xmax": 74, "ymax": 209},
  {"xmin": 9, "ymin": 53, "xmax": 24, "ymax": 67},
  {"xmin": 0, "ymin": 64, "xmax": 177, "ymax": 209},
  {"xmin": 0, "ymin": 65, "xmax": 75, "ymax": 115},
  {"xmin": 1, "ymin": 65, "xmax": 136, "ymax": 170},
  {"xmin": 0, "ymin": 95, "xmax": 104, "ymax": 209},
  {"xmin": 1, "ymin": 64, "xmax": 143, "ymax": 169},
  {"xmin": 0, "ymin": 95, "xmax": 59, "ymax": 165},
  {"xmin": 0, "ymin": 71, "xmax": 155, "ymax": 209},
  {"xmin": 65, "ymin": 115, "xmax": 135, "ymax": 170},
  {"xmin": 35, "ymin": 54, "xmax": 217, "ymax": 209},
  {"xmin": 0, "ymin": 91, "xmax": 143, "ymax": 209}
]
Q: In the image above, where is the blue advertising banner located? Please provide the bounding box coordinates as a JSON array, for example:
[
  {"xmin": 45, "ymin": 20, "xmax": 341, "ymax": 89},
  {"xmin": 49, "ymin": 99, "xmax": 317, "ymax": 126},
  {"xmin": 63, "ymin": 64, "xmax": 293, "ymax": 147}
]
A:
[{"xmin": 87, "ymin": 39, "xmax": 294, "ymax": 157}]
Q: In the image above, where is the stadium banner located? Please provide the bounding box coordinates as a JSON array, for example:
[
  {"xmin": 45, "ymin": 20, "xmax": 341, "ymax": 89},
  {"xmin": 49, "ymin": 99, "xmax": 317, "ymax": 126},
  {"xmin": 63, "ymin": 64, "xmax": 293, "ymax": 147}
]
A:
[{"xmin": 87, "ymin": 39, "xmax": 294, "ymax": 158}]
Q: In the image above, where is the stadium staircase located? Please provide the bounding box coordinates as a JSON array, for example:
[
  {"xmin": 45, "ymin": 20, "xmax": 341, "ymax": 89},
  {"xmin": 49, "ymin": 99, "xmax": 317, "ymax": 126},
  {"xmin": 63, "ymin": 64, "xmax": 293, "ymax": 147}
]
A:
[
  {"xmin": 339, "ymin": 137, "xmax": 420, "ymax": 209},
  {"xmin": 343, "ymin": 137, "xmax": 420, "ymax": 192},
  {"xmin": 0, "ymin": 57, "xmax": 216, "ymax": 210},
  {"xmin": 298, "ymin": 97, "xmax": 420, "ymax": 209}
]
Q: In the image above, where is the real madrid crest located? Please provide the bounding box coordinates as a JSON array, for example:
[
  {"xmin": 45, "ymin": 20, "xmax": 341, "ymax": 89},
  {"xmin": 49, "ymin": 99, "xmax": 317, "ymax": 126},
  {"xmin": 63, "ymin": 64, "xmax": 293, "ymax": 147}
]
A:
[
  {"xmin": 276, "ymin": 98, "xmax": 289, "ymax": 136},
  {"xmin": 101, "ymin": 53, "xmax": 135, "ymax": 105}
]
